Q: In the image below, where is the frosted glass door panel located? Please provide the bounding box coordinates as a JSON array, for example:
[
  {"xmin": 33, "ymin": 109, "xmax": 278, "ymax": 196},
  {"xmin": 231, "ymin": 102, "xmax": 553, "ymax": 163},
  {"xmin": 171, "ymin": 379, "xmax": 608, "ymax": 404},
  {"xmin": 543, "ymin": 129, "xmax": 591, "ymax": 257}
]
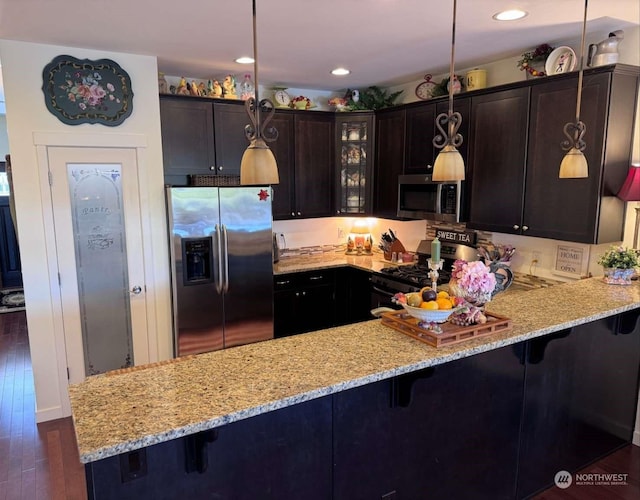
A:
[{"xmin": 68, "ymin": 164, "xmax": 133, "ymax": 375}]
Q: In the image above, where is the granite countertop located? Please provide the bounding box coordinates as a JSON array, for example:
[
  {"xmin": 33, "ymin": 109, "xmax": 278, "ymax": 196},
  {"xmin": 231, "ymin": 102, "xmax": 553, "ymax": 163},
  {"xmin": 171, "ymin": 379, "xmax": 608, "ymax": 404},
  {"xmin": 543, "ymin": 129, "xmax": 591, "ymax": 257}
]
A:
[
  {"xmin": 69, "ymin": 277, "xmax": 640, "ymax": 464},
  {"xmin": 273, "ymin": 248, "xmax": 403, "ymax": 275}
]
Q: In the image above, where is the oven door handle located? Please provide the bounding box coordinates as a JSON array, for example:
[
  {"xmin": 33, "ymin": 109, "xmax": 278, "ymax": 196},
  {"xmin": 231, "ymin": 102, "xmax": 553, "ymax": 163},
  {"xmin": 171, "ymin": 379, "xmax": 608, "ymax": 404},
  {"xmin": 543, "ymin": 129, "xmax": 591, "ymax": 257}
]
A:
[{"xmin": 371, "ymin": 286, "xmax": 398, "ymax": 298}]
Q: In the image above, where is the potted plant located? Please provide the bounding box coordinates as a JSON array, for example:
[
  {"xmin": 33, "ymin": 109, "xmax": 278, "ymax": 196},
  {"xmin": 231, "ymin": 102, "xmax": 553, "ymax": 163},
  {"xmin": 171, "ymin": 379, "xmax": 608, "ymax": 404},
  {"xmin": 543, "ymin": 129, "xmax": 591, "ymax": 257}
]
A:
[
  {"xmin": 348, "ymin": 86, "xmax": 403, "ymax": 111},
  {"xmin": 517, "ymin": 43, "xmax": 555, "ymax": 78},
  {"xmin": 597, "ymin": 245, "xmax": 639, "ymax": 285}
]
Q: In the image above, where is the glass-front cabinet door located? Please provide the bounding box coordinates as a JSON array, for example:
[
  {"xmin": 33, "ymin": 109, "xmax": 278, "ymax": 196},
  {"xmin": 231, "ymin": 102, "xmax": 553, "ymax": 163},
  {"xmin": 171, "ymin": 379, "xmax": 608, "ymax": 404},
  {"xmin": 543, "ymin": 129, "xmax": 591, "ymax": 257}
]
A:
[{"xmin": 335, "ymin": 112, "xmax": 374, "ymax": 215}]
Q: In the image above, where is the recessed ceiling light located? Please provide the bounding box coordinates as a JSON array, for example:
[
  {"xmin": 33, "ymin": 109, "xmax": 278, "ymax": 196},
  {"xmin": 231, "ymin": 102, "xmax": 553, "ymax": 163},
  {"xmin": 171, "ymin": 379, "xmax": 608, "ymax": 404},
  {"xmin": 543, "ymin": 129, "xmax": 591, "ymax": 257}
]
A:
[
  {"xmin": 493, "ymin": 9, "xmax": 528, "ymax": 21},
  {"xmin": 331, "ymin": 67, "xmax": 350, "ymax": 76},
  {"xmin": 235, "ymin": 56, "xmax": 255, "ymax": 64}
]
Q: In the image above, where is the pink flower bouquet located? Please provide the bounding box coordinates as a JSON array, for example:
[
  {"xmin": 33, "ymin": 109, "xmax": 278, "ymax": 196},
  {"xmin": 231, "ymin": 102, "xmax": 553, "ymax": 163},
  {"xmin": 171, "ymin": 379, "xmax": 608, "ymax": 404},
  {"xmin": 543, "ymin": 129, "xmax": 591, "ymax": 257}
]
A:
[{"xmin": 448, "ymin": 259, "xmax": 497, "ymax": 306}]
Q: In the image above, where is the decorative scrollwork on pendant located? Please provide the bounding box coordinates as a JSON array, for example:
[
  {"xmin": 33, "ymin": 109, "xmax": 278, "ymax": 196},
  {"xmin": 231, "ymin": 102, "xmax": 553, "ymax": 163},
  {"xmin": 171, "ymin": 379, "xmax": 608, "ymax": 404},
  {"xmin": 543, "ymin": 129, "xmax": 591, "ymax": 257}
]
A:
[
  {"xmin": 432, "ymin": 111, "xmax": 463, "ymax": 149},
  {"xmin": 561, "ymin": 120, "xmax": 586, "ymax": 151},
  {"xmin": 244, "ymin": 97, "xmax": 278, "ymax": 143}
]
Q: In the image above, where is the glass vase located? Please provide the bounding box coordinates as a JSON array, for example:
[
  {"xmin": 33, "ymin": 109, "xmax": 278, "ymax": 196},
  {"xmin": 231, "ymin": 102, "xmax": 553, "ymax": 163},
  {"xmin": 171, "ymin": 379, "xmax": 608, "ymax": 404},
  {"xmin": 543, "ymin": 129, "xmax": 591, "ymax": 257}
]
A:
[{"xmin": 602, "ymin": 267, "xmax": 635, "ymax": 285}]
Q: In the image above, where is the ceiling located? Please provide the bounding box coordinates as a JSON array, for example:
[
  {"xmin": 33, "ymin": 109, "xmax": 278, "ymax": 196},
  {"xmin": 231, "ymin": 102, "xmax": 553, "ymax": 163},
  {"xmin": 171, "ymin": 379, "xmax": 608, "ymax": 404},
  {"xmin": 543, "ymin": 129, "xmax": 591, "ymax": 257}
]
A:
[{"xmin": 0, "ymin": 0, "xmax": 639, "ymax": 92}]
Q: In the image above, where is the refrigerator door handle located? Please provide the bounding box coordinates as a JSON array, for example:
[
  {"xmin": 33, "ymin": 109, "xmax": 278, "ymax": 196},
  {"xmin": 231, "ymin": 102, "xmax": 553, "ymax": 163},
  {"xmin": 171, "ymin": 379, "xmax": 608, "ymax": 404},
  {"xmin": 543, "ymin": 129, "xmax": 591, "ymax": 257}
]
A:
[
  {"xmin": 222, "ymin": 224, "xmax": 230, "ymax": 293},
  {"xmin": 214, "ymin": 224, "xmax": 223, "ymax": 294}
]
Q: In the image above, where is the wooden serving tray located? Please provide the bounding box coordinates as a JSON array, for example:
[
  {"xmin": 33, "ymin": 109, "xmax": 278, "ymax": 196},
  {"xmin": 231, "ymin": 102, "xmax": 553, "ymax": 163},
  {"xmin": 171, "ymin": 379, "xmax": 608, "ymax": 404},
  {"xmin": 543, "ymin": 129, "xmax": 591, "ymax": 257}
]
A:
[{"xmin": 380, "ymin": 310, "xmax": 512, "ymax": 348}]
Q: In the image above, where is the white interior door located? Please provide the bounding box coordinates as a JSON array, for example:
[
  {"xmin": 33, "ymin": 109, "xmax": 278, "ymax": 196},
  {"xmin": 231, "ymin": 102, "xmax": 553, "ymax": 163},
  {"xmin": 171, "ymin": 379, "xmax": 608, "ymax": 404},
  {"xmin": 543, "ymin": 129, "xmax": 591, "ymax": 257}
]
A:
[{"xmin": 47, "ymin": 147, "xmax": 149, "ymax": 383}]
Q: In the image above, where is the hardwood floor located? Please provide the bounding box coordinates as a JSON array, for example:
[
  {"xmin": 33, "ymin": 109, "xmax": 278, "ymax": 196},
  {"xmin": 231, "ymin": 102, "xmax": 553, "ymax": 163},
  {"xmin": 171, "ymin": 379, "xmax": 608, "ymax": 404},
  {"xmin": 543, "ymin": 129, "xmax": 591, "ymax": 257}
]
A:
[
  {"xmin": 532, "ymin": 444, "xmax": 640, "ymax": 499},
  {"xmin": 0, "ymin": 309, "xmax": 638, "ymax": 500},
  {"xmin": 0, "ymin": 311, "xmax": 86, "ymax": 500}
]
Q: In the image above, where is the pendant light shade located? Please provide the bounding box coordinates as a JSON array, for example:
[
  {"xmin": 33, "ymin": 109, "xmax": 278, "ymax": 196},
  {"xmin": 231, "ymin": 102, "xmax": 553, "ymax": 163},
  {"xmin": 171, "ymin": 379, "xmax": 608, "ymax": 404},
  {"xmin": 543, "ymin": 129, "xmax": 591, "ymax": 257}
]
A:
[
  {"xmin": 617, "ymin": 164, "xmax": 640, "ymax": 202},
  {"xmin": 432, "ymin": 144, "xmax": 465, "ymax": 181},
  {"xmin": 240, "ymin": 0, "xmax": 279, "ymax": 185},
  {"xmin": 240, "ymin": 138, "xmax": 279, "ymax": 184},
  {"xmin": 559, "ymin": 0, "xmax": 589, "ymax": 179},
  {"xmin": 559, "ymin": 147, "xmax": 588, "ymax": 178},
  {"xmin": 432, "ymin": 0, "xmax": 465, "ymax": 182}
]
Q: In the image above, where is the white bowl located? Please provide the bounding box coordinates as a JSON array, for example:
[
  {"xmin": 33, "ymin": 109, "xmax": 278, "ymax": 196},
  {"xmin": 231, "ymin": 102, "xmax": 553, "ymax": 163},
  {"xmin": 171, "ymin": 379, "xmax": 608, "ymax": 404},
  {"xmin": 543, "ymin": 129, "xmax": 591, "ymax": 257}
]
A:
[{"xmin": 399, "ymin": 303, "xmax": 454, "ymax": 323}]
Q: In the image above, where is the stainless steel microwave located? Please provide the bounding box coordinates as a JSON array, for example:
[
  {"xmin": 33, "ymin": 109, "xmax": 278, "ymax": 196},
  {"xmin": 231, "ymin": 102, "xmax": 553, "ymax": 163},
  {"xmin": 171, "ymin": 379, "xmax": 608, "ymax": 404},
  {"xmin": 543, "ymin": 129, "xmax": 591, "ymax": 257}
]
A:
[{"xmin": 397, "ymin": 174, "xmax": 461, "ymax": 222}]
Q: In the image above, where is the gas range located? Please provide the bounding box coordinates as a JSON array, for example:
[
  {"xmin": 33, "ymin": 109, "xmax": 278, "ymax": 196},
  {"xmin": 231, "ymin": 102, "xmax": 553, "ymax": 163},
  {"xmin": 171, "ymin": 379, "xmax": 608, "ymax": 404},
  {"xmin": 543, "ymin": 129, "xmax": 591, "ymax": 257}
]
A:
[{"xmin": 371, "ymin": 240, "xmax": 480, "ymax": 294}]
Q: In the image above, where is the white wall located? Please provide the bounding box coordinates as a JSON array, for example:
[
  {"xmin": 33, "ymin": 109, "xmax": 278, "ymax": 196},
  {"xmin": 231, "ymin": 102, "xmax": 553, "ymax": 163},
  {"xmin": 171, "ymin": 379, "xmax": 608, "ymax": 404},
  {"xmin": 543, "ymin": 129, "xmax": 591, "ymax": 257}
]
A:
[{"xmin": 0, "ymin": 39, "xmax": 172, "ymax": 421}]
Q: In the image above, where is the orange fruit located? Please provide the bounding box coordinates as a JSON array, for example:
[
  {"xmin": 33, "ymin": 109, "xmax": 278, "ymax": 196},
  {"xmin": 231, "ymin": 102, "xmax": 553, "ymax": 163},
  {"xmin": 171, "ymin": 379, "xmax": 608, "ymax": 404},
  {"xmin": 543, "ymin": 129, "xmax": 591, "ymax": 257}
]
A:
[
  {"xmin": 437, "ymin": 290, "xmax": 450, "ymax": 299},
  {"xmin": 436, "ymin": 297, "xmax": 453, "ymax": 310},
  {"xmin": 420, "ymin": 301, "xmax": 439, "ymax": 310}
]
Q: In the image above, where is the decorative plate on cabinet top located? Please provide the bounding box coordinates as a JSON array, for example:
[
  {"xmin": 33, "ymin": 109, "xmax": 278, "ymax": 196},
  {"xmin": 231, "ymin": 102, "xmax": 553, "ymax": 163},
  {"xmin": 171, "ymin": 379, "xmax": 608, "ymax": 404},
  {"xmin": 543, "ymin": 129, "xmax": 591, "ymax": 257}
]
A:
[{"xmin": 545, "ymin": 46, "xmax": 577, "ymax": 75}]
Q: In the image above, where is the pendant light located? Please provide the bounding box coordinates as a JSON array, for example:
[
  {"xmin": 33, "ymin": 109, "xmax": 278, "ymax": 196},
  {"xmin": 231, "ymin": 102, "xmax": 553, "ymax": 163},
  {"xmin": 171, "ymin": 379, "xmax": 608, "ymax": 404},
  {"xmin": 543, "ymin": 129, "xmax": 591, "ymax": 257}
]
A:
[
  {"xmin": 432, "ymin": 0, "xmax": 465, "ymax": 182},
  {"xmin": 559, "ymin": 0, "xmax": 589, "ymax": 179},
  {"xmin": 240, "ymin": 0, "xmax": 279, "ymax": 185}
]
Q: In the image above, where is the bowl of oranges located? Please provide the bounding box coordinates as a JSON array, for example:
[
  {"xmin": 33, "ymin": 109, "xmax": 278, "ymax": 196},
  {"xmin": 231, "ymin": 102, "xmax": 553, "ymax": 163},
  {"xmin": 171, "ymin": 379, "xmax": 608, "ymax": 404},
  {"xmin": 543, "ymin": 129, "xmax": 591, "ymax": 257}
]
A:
[{"xmin": 393, "ymin": 288, "xmax": 458, "ymax": 324}]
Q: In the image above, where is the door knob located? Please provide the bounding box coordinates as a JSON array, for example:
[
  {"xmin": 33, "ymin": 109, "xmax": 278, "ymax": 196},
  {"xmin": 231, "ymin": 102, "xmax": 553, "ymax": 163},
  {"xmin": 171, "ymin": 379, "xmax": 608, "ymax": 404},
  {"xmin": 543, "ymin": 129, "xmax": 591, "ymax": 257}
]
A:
[{"xmin": 130, "ymin": 286, "xmax": 142, "ymax": 295}]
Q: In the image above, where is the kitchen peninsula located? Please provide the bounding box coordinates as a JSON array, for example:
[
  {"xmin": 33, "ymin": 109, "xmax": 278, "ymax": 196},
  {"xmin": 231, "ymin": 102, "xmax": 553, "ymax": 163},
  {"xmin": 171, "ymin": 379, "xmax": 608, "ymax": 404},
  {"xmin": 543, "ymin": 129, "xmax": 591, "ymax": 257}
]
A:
[{"xmin": 72, "ymin": 277, "xmax": 640, "ymax": 499}]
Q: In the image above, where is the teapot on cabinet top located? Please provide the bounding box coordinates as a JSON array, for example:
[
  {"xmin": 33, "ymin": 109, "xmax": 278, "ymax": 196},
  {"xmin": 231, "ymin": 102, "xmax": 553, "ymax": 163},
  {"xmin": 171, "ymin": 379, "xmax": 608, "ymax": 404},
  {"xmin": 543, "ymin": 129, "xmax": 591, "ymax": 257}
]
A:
[{"xmin": 588, "ymin": 30, "xmax": 624, "ymax": 68}]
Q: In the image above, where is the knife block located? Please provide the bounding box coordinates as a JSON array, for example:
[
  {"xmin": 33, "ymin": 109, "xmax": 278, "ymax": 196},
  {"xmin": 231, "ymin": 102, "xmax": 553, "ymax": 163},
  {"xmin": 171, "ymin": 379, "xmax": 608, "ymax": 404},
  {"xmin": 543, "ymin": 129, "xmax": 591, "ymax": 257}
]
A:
[{"xmin": 384, "ymin": 240, "xmax": 406, "ymax": 261}]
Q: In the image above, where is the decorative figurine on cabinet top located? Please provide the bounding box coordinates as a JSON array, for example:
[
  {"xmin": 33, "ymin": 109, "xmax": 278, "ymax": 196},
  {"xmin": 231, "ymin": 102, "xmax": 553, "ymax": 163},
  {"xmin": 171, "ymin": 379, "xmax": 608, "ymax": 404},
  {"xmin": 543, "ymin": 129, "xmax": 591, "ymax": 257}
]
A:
[{"xmin": 223, "ymin": 75, "xmax": 237, "ymax": 99}]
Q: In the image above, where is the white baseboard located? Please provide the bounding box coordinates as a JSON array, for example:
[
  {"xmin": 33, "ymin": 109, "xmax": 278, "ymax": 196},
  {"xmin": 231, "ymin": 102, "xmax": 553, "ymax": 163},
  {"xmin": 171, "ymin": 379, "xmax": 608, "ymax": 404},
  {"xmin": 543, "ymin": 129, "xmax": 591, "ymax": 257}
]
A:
[{"xmin": 36, "ymin": 405, "xmax": 67, "ymax": 423}]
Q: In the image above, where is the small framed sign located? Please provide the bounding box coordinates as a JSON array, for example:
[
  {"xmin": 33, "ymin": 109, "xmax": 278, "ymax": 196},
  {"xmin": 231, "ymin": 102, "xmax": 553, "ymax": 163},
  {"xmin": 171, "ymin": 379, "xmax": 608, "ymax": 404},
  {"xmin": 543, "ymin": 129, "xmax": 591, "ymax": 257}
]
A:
[
  {"xmin": 554, "ymin": 244, "xmax": 589, "ymax": 278},
  {"xmin": 42, "ymin": 55, "xmax": 134, "ymax": 126},
  {"xmin": 435, "ymin": 228, "xmax": 477, "ymax": 245}
]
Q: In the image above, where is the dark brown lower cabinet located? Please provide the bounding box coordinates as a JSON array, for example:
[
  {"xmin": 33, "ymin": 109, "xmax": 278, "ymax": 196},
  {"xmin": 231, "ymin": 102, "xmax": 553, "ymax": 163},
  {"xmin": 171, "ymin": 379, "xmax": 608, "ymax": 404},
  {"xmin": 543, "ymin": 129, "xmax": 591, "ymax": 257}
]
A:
[
  {"xmin": 85, "ymin": 397, "xmax": 332, "ymax": 500},
  {"xmin": 333, "ymin": 344, "xmax": 525, "ymax": 500},
  {"xmin": 516, "ymin": 311, "xmax": 640, "ymax": 498},
  {"xmin": 273, "ymin": 270, "xmax": 336, "ymax": 337},
  {"xmin": 84, "ymin": 311, "xmax": 640, "ymax": 499}
]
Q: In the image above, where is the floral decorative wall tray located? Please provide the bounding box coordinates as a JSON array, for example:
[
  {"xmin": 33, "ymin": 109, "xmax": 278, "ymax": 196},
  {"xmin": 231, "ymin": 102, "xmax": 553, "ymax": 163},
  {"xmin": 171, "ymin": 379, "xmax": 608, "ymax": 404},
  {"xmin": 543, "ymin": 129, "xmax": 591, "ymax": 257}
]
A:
[{"xmin": 42, "ymin": 55, "xmax": 134, "ymax": 126}]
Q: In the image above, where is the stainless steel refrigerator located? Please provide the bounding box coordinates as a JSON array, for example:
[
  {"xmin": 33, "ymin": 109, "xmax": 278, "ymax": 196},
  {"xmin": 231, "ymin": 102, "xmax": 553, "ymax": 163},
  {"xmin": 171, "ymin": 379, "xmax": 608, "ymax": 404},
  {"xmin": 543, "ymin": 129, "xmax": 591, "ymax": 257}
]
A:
[{"xmin": 166, "ymin": 186, "xmax": 274, "ymax": 357}]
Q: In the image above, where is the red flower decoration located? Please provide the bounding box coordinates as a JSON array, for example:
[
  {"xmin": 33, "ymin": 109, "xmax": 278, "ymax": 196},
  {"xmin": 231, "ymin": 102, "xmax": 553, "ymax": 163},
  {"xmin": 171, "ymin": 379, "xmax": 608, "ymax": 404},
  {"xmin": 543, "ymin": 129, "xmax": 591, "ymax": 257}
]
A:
[{"xmin": 258, "ymin": 189, "xmax": 269, "ymax": 201}]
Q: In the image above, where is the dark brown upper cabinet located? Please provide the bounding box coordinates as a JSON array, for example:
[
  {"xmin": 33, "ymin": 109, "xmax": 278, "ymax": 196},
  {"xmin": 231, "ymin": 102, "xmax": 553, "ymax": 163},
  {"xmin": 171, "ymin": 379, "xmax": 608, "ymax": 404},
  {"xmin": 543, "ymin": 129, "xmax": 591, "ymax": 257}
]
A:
[
  {"xmin": 373, "ymin": 107, "xmax": 405, "ymax": 218},
  {"xmin": 466, "ymin": 64, "xmax": 638, "ymax": 244},
  {"xmin": 466, "ymin": 88, "xmax": 530, "ymax": 233},
  {"xmin": 271, "ymin": 109, "xmax": 334, "ymax": 220},
  {"xmin": 159, "ymin": 96, "xmax": 248, "ymax": 186}
]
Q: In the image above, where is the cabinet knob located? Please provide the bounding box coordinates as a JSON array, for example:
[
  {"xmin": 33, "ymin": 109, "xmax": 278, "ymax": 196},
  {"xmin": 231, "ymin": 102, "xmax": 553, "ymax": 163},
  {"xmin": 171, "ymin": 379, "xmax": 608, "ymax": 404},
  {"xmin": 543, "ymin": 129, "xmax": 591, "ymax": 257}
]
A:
[
  {"xmin": 218, "ymin": 166, "xmax": 224, "ymax": 171},
  {"xmin": 295, "ymin": 292, "xmax": 300, "ymax": 297},
  {"xmin": 291, "ymin": 212, "xmax": 295, "ymax": 216},
  {"xmin": 209, "ymin": 166, "xmax": 216, "ymax": 171},
  {"xmin": 522, "ymin": 225, "xmax": 529, "ymax": 231},
  {"xmin": 297, "ymin": 212, "xmax": 301, "ymax": 216},
  {"xmin": 513, "ymin": 225, "xmax": 520, "ymax": 230}
]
